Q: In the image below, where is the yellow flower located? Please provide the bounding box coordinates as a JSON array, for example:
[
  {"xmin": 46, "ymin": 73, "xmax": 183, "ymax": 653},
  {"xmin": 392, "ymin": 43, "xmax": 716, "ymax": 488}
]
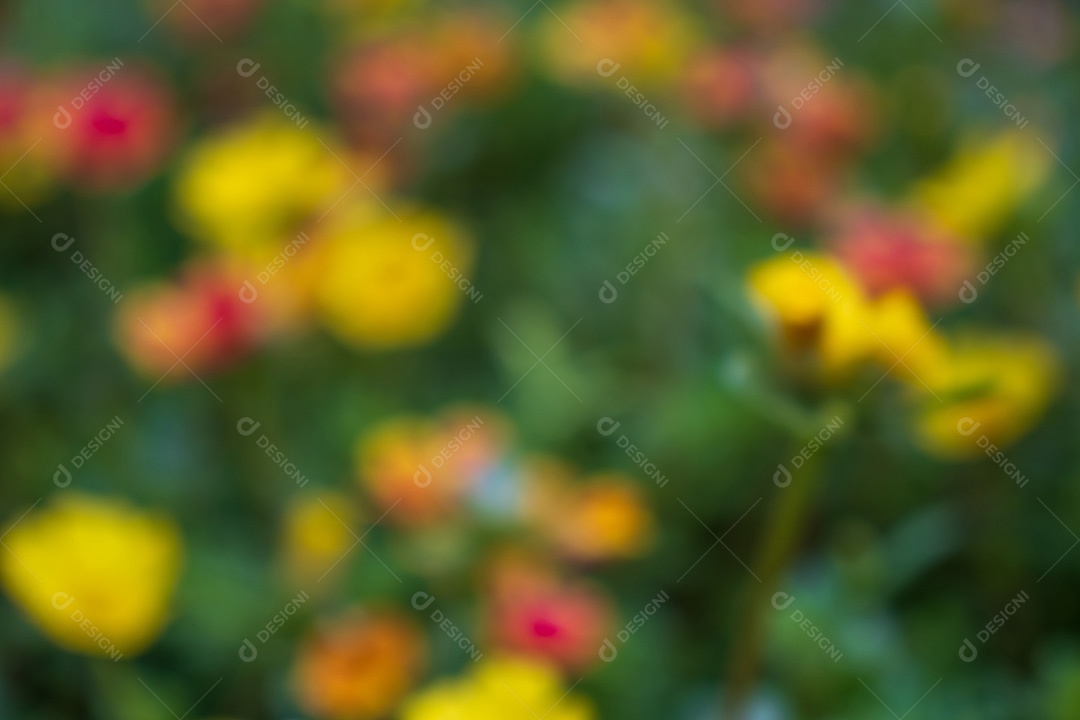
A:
[
  {"xmin": 909, "ymin": 130, "xmax": 1051, "ymax": 242},
  {"xmin": 313, "ymin": 202, "xmax": 474, "ymax": 348},
  {"xmin": 747, "ymin": 252, "xmax": 874, "ymax": 379},
  {"xmin": 281, "ymin": 492, "xmax": 358, "ymax": 584},
  {"xmin": 913, "ymin": 334, "xmax": 1059, "ymax": 458},
  {"xmin": 537, "ymin": 0, "xmax": 699, "ymax": 90},
  {"xmin": 864, "ymin": 290, "xmax": 947, "ymax": 383},
  {"xmin": 174, "ymin": 113, "xmax": 349, "ymax": 253},
  {"xmin": 401, "ymin": 656, "xmax": 594, "ymax": 720},
  {"xmin": 0, "ymin": 495, "xmax": 182, "ymax": 658}
]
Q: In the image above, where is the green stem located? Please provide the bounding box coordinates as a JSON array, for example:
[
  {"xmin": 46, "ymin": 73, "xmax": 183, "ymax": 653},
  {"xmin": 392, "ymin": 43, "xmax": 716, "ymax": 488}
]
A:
[{"xmin": 722, "ymin": 446, "xmax": 825, "ymax": 718}]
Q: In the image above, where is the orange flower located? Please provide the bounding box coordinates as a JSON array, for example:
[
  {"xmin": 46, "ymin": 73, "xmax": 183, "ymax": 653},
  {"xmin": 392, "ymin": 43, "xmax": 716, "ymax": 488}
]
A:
[
  {"xmin": 744, "ymin": 137, "xmax": 845, "ymax": 225},
  {"xmin": 428, "ymin": 12, "xmax": 516, "ymax": 102},
  {"xmin": 357, "ymin": 407, "xmax": 508, "ymax": 525},
  {"xmin": 523, "ymin": 462, "xmax": 654, "ymax": 562},
  {"xmin": 556, "ymin": 475, "xmax": 654, "ymax": 562},
  {"xmin": 115, "ymin": 261, "xmax": 263, "ymax": 377},
  {"xmin": 293, "ymin": 610, "xmax": 425, "ymax": 719},
  {"xmin": 537, "ymin": 0, "xmax": 700, "ymax": 90},
  {"xmin": 356, "ymin": 416, "xmax": 474, "ymax": 525},
  {"xmin": 759, "ymin": 45, "xmax": 875, "ymax": 154},
  {"xmin": 332, "ymin": 38, "xmax": 434, "ymax": 148}
]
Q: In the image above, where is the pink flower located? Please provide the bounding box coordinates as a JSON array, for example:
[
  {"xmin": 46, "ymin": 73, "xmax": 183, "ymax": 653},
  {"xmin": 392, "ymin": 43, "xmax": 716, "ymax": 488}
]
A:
[
  {"xmin": 829, "ymin": 206, "xmax": 975, "ymax": 307},
  {"xmin": 45, "ymin": 68, "xmax": 176, "ymax": 191},
  {"xmin": 485, "ymin": 555, "xmax": 612, "ymax": 672}
]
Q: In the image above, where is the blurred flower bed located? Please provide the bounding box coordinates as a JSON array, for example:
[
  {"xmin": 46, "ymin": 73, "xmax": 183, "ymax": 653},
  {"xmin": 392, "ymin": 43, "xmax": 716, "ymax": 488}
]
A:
[{"xmin": 1, "ymin": 0, "xmax": 1079, "ymax": 718}]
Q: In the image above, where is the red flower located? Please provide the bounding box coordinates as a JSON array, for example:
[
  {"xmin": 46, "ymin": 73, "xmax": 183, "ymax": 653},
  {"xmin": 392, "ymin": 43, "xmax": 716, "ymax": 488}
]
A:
[
  {"xmin": 45, "ymin": 67, "xmax": 176, "ymax": 191},
  {"xmin": 829, "ymin": 207, "xmax": 975, "ymax": 307},
  {"xmin": 485, "ymin": 555, "xmax": 612, "ymax": 672},
  {"xmin": 116, "ymin": 261, "xmax": 263, "ymax": 377}
]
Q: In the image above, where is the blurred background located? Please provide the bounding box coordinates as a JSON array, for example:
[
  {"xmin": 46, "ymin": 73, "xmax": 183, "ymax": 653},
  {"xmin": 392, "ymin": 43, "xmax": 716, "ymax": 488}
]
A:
[{"xmin": 0, "ymin": 0, "xmax": 1078, "ymax": 718}]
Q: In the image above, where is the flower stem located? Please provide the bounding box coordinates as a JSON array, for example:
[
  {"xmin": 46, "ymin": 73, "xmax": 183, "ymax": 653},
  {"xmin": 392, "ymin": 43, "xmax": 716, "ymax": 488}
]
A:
[{"xmin": 721, "ymin": 445, "xmax": 825, "ymax": 718}]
